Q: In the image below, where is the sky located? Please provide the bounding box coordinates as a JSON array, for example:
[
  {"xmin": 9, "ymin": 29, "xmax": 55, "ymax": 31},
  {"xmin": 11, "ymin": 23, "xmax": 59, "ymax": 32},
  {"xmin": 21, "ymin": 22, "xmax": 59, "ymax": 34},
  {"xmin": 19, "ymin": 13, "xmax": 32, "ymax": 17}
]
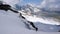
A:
[
  {"xmin": 40, "ymin": 0, "xmax": 60, "ymax": 11},
  {"xmin": 19, "ymin": 0, "xmax": 43, "ymax": 5},
  {"xmin": 17, "ymin": 0, "xmax": 60, "ymax": 11},
  {"xmin": 1, "ymin": 0, "xmax": 60, "ymax": 11},
  {"xmin": 19, "ymin": 0, "xmax": 60, "ymax": 11}
]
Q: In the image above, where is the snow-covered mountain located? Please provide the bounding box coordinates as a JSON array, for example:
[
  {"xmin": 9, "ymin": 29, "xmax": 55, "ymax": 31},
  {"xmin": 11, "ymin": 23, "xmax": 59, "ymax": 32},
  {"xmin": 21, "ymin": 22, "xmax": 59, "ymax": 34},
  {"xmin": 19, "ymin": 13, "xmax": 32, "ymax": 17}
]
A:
[
  {"xmin": 0, "ymin": 0, "xmax": 60, "ymax": 34},
  {"xmin": 15, "ymin": 4, "xmax": 60, "ymax": 25}
]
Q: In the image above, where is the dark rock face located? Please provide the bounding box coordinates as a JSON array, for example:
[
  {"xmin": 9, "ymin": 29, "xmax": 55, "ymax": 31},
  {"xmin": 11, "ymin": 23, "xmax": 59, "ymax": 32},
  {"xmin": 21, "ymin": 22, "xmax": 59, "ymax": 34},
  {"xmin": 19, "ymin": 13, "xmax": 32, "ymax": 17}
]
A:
[
  {"xmin": 0, "ymin": 4, "xmax": 19, "ymax": 13},
  {"xmin": 0, "ymin": 4, "xmax": 11, "ymax": 11},
  {"xmin": 27, "ymin": 21, "xmax": 38, "ymax": 31}
]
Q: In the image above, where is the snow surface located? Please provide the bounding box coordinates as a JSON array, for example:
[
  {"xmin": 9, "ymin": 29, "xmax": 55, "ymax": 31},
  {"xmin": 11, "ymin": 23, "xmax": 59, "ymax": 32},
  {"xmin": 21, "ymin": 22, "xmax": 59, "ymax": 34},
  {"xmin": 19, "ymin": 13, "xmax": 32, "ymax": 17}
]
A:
[{"xmin": 0, "ymin": 10, "xmax": 60, "ymax": 34}]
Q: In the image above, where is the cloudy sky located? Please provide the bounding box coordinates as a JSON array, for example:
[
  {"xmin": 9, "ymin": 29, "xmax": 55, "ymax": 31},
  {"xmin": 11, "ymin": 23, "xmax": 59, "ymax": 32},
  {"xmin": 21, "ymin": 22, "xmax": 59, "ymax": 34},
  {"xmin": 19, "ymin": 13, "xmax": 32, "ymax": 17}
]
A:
[
  {"xmin": 1, "ymin": 0, "xmax": 60, "ymax": 11},
  {"xmin": 18, "ymin": 0, "xmax": 43, "ymax": 5},
  {"xmin": 40, "ymin": 0, "xmax": 60, "ymax": 11},
  {"xmin": 20, "ymin": 0, "xmax": 60, "ymax": 11}
]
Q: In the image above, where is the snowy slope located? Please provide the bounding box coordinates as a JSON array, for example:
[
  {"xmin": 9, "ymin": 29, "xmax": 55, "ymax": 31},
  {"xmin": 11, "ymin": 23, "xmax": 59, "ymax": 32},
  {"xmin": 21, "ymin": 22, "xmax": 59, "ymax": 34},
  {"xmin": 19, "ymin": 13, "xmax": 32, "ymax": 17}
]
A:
[
  {"xmin": 0, "ymin": 10, "xmax": 36, "ymax": 34},
  {"xmin": 0, "ymin": 10, "xmax": 60, "ymax": 34}
]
